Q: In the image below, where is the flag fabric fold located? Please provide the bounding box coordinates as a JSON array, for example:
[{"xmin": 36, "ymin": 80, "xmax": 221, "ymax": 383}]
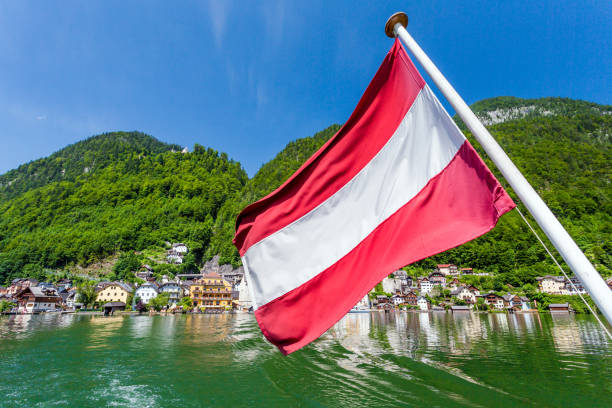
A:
[{"xmin": 234, "ymin": 38, "xmax": 515, "ymax": 355}]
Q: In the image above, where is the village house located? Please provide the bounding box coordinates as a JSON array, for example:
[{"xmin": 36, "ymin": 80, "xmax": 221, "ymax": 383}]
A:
[
  {"xmin": 503, "ymin": 294, "xmax": 530, "ymax": 311},
  {"xmin": 96, "ymin": 282, "xmax": 133, "ymax": 304},
  {"xmin": 159, "ymin": 281, "xmax": 182, "ymax": 304},
  {"xmin": 460, "ymin": 267, "xmax": 473, "ymax": 275},
  {"xmin": 7, "ymin": 278, "xmax": 38, "ymax": 295},
  {"xmin": 428, "ymin": 271, "xmax": 446, "ymax": 288},
  {"xmin": 0, "ymin": 286, "xmax": 7, "ymax": 296},
  {"xmin": 375, "ymin": 295, "xmax": 390, "ymax": 308},
  {"xmin": 448, "ymin": 278, "xmax": 461, "ymax": 291},
  {"xmin": 189, "ymin": 271, "xmax": 233, "ymax": 311},
  {"xmin": 417, "ymin": 296, "xmax": 429, "ymax": 311},
  {"xmin": 450, "ymin": 305, "xmax": 470, "ymax": 313},
  {"xmin": 536, "ymin": 276, "xmax": 567, "ymax": 295},
  {"xmin": 451, "ymin": 286, "xmax": 478, "ymax": 304},
  {"xmin": 15, "ymin": 287, "xmax": 62, "ymax": 313},
  {"xmin": 391, "ymin": 293, "xmax": 405, "ymax": 306},
  {"xmin": 404, "ymin": 290, "xmax": 418, "ymax": 306},
  {"xmin": 565, "ymin": 277, "xmax": 586, "ymax": 295},
  {"xmin": 56, "ymin": 279, "xmax": 73, "ymax": 291},
  {"xmin": 436, "ymin": 264, "xmax": 458, "ymax": 276},
  {"xmin": 134, "ymin": 282, "xmax": 159, "ymax": 305},
  {"xmin": 481, "ymin": 293, "xmax": 506, "ymax": 310},
  {"xmin": 419, "ymin": 278, "xmax": 433, "ymax": 294},
  {"xmin": 167, "ymin": 243, "xmax": 189, "ymax": 264},
  {"xmin": 135, "ymin": 264, "xmax": 154, "ymax": 280}
]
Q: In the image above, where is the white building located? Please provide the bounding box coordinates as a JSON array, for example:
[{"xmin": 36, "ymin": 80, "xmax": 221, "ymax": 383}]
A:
[
  {"xmin": 236, "ymin": 277, "xmax": 252, "ymax": 310},
  {"xmin": 419, "ymin": 278, "xmax": 433, "ymax": 294},
  {"xmin": 159, "ymin": 282, "xmax": 182, "ymax": 304},
  {"xmin": 436, "ymin": 264, "xmax": 458, "ymax": 276},
  {"xmin": 134, "ymin": 283, "xmax": 159, "ymax": 305},
  {"xmin": 16, "ymin": 287, "xmax": 62, "ymax": 313},
  {"xmin": 417, "ymin": 296, "xmax": 429, "ymax": 311},
  {"xmin": 171, "ymin": 243, "xmax": 189, "ymax": 254},
  {"xmin": 536, "ymin": 276, "xmax": 567, "ymax": 295}
]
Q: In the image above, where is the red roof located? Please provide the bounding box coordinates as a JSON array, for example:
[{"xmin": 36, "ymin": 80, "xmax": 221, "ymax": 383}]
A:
[{"xmin": 437, "ymin": 264, "xmax": 451, "ymax": 267}]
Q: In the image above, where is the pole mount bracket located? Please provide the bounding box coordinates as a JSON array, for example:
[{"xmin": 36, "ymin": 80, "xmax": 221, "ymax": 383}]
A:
[{"xmin": 385, "ymin": 12, "xmax": 408, "ymax": 38}]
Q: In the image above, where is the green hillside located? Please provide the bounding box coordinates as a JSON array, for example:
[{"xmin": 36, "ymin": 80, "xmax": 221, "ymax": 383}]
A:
[
  {"xmin": 0, "ymin": 131, "xmax": 182, "ymax": 202},
  {"xmin": 0, "ymin": 98, "xmax": 610, "ymax": 287},
  {"xmin": 0, "ymin": 134, "xmax": 246, "ymax": 283},
  {"xmin": 211, "ymin": 97, "xmax": 612, "ymax": 284}
]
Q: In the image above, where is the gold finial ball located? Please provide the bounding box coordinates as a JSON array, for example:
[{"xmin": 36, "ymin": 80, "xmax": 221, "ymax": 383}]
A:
[{"xmin": 385, "ymin": 12, "xmax": 408, "ymax": 38}]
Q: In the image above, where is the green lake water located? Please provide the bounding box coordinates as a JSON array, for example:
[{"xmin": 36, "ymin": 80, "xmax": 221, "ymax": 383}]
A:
[{"xmin": 0, "ymin": 312, "xmax": 610, "ymax": 407}]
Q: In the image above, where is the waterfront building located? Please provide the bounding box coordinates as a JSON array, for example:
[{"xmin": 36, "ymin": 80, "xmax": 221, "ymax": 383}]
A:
[
  {"xmin": 404, "ymin": 290, "xmax": 418, "ymax": 306},
  {"xmin": 481, "ymin": 293, "xmax": 506, "ymax": 310},
  {"xmin": 451, "ymin": 286, "xmax": 477, "ymax": 304},
  {"xmin": 236, "ymin": 277, "xmax": 252, "ymax": 310},
  {"xmin": 549, "ymin": 303, "xmax": 571, "ymax": 312},
  {"xmin": 503, "ymin": 294, "xmax": 530, "ymax": 311},
  {"xmin": 15, "ymin": 287, "xmax": 62, "ymax": 313},
  {"xmin": 134, "ymin": 283, "xmax": 159, "ymax": 305},
  {"xmin": 391, "ymin": 294, "xmax": 405, "ymax": 306},
  {"xmin": 536, "ymin": 276, "xmax": 567, "ymax": 295},
  {"xmin": 159, "ymin": 282, "xmax": 182, "ymax": 304},
  {"xmin": 451, "ymin": 305, "xmax": 470, "ymax": 312},
  {"xmin": 189, "ymin": 272, "xmax": 233, "ymax": 310},
  {"xmin": 96, "ymin": 282, "xmax": 133, "ymax": 304},
  {"xmin": 417, "ymin": 296, "xmax": 429, "ymax": 311},
  {"xmin": 448, "ymin": 278, "xmax": 461, "ymax": 291}
]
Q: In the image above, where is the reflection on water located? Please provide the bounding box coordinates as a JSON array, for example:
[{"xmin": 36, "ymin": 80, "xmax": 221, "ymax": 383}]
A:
[{"xmin": 0, "ymin": 311, "xmax": 610, "ymax": 407}]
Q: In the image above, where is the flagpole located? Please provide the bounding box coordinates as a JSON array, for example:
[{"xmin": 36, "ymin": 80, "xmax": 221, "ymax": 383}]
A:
[{"xmin": 385, "ymin": 12, "xmax": 612, "ymax": 326}]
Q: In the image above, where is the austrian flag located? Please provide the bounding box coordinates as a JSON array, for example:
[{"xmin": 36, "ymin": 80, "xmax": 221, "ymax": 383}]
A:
[{"xmin": 234, "ymin": 39, "xmax": 515, "ymax": 354}]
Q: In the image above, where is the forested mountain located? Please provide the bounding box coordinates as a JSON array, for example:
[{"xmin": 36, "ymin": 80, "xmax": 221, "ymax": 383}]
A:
[
  {"xmin": 0, "ymin": 134, "xmax": 246, "ymax": 283},
  {"xmin": 211, "ymin": 97, "xmax": 611, "ymax": 285},
  {"xmin": 0, "ymin": 98, "xmax": 610, "ymax": 287},
  {"xmin": 0, "ymin": 132, "xmax": 182, "ymax": 202}
]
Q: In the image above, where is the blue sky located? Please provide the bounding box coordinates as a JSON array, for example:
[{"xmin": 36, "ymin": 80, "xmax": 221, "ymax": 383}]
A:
[{"xmin": 0, "ymin": 1, "xmax": 610, "ymax": 176}]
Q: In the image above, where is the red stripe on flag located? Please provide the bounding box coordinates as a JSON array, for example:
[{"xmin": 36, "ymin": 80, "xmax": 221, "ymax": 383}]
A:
[
  {"xmin": 234, "ymin": 39, "xmax": 425, "ymax": 256},
  {"xmin": 254, "ymin": 141, "xmax": 515, "ymax": 355}
]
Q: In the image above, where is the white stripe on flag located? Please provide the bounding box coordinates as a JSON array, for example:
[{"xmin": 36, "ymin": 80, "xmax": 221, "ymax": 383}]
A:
[{"xmin": 244, "ymin": 86, "xmax": 466, "ymax": 308}]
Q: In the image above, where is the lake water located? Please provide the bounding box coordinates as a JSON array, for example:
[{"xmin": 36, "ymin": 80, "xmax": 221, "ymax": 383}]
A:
[{"xmin": 0, "ymin": 311, "xmax": 610, "ymax": 407}]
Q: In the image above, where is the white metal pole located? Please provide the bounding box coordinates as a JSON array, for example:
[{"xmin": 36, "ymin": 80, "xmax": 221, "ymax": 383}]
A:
[{"xmin": 385, "ymin": 12, "xmax": 612, "ymax": 326}]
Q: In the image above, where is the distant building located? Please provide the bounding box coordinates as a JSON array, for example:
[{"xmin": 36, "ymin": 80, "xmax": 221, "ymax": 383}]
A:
[
  {"xmin": 428, "ymin": 271, "xmax": 446, "ymax": 287},
  {"xmin": 15, "ymin": 287, "xmax": 62, "ymax": 313},
  {"xmin": 404, "ymin": 291, "xmax": 418, "ymax": 306},
  {"xmin": 236, "ymin": 278, "xmax": 252, "ymax": 310},
  {"xmin": 417, "ymin": 296, "xmax": 429, "ymax": 311},
  {"xmin": 134, "ymin": 283, "xmax": 159, "ymax": 305},
  {"xmin": 503, "ymin": 294, "xmax": 530, "ymax": 311},
  {"xmin": 549, "ymin": 303, "xmax": 571, "ymax": 313},
  {"xmin": 451, "ymin": 286, "xmax": 478, "ymax": 304},
  {"xmin": 96, "ymin": 282, "xmax": 133, "ymax": 304},
  {"xmin": 536, "ymin": 276, "xmax": 567, "ymax": 295},
  {"xmin": 7, "ymin": 278, "xmax": 38, "ymax": 295},
  {"xmin": 167, "ymin": 243, "xmax": 189, "ymax": 264},
  {"xmin": 436, "ymin": 264, "xmax": 458, "ymax": 276},
  {"xmin": 419, "ymin": 278, "xmax": 433, "ymax": 294},
  {"xmin": 159, "ymin": 282, "xmax": 182, "ymax": 305},
  {"xmin": 565, "ymin": 277, "xmax": 586, "ymax": 295},
  {"xmin": 391, "ymin": 294, "xmax": 405, "ymax": 306},
  {"xmin": 460, "ymin": 268, "xmax": 473, "ymax": 275},
  {"xmin": 190, "ymin": 272, "xmax": 233, "ymax": 310},
  {"xmin": 481, "ymin": 293, "xmax": 506, "ymax": 310},
  {"xmin": 450, "ymin": 305, "xmax": 470, "ymax": 312}
]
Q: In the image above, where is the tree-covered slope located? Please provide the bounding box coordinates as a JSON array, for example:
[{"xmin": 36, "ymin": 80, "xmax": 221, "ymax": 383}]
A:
[
  {"xmin": 0, "ymin": 140, "xmax": 247, "ymax": 283},
  {"xmin": 211, "ymin": 98, "xmax": 611, "ymax": 284},
  {"xmin": 0, "ymin": 131, "xmax": 182, "ymax": 202}
]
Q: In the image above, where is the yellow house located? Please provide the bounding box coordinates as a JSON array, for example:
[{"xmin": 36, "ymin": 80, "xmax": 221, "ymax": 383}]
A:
[
  {"xmin": 190, "ymin": 272, "xmax": 233, "ymax": 310},
  {"xmin": 96, "ymin": 282, "xmax": 133, "ymax": 304}
]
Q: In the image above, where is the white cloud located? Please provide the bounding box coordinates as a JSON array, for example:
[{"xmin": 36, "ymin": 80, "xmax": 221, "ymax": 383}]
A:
[
  {"xmin": 36, "ymin": 115, "xmax": 46, "ymax": 120},
  {"xmin": 207, "ymin": 0, "xmax": 230, "ymax": 49}
]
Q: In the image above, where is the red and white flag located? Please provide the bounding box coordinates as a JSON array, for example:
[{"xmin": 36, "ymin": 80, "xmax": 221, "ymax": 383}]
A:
[{"xmin": 234, "ymin": 39, "xmax": 515, "ymax": 355}]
